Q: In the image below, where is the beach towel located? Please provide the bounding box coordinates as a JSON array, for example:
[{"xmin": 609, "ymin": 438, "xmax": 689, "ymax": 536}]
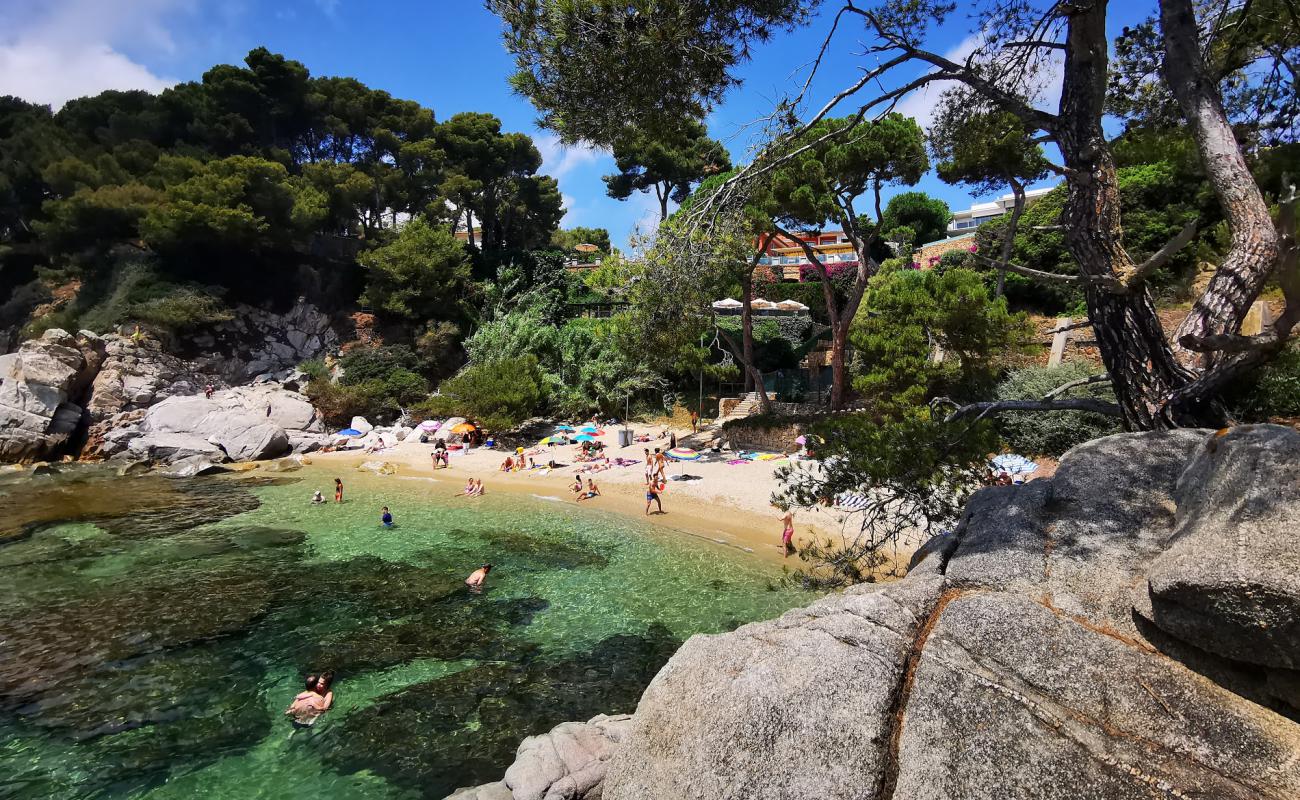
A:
[
  {"xmin": 836, "ymin": 494, "xmax": 870, "ymax": 511},
  {"xmin": 726, "ymin": 459, "xmax": 748, "ymax": 465}
]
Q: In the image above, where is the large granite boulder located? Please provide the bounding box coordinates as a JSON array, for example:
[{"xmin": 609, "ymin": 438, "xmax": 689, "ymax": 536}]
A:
[
  {"xmin": 0, "ymin": 328, "xmax": 105, "ymax": 461},
  {"xmin": 116, "ymin": 386, "xmax": 324, "ymax": 464},
  {"xmin": 503, "ymin": 714, "xmax": 633, "ymax": 800},
  {"xmin": 1143, "ymin": 425, "xmax": 1300, "ymax": 670},
  {"xmin": 456, "ymin": 427, "xmax": 1300, "ymax": 800}
]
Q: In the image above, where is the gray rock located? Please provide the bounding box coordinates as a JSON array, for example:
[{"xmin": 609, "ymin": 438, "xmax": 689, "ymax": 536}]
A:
[
  {"xmin": 1143, "ymin": 425, "xmax": 1300, "ymax": 670},
  {"xmin": 210, "ymin": 421, "xmax": 288, "ymax": 462},
  {"xmin": 126, "ymin": 432, "xmax": 223, "ymax": 463},
  {"xmin": 603, "ymin": 576, "xmax": 946, "ymax": 800},
  {"xmin": 893, "ymin": 591, "xmax": 1300, "ymax": 800},
  {"xmin": 159, "ymin": 455, "xmax": 229, "ymax": 478},
  {"xmin": 444, "ymin": 782, "xmax": 512, "ymax": 800},
  {"xmin": 503, "ymin": 714, "xmax": 633, "ymax": 800},
  {"xmin": 350, "ymin": 416, "xmax": 373, "ymax": 434},
  {"xmin": 0, "ymin": 329, "xmax": 105, "ymax": 461}
]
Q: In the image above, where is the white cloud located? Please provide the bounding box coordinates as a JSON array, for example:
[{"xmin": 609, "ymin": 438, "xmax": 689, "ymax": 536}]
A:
[
  {"xmin": 560, "ymin": 192, "xmax": 578, "ymax": 226},
  {"xmin": 0, "ymin": 0, "xmax": 185, "ymax": 109},
  {"xmin": 534, "ymin": 133, "xmax": 606, "ymax": 181}
]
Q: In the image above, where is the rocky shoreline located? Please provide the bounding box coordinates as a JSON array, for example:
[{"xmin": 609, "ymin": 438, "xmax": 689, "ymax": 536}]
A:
[
  {"xmin": 0, "ymin": 301, "xmax": 339, "ymax": 471},
  {"xmin": 450, "ymin": 426, "xmax": 1300, "ymax": 800}
]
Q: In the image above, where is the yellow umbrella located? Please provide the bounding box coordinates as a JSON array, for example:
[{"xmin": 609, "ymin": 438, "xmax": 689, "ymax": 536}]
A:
[{"xmin": 450, "ymin": 422, "xmax": 477, "ymax": 434}]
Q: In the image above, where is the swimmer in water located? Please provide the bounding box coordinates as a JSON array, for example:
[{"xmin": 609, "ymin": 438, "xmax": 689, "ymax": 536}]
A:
[
  {"xmin": 465, "ymin": 563, "xmax": 492, "ymax": 592},
  {"xmin": 285, "ymin": 674, "xmax": 330, "ymax": 729},
  {"xmin": 312, "ymin": 490, "xmax": 325, "ymax": 504},
  {"xmin": 381, "ymin": 506, "xmax": 393, "ymax": 527}
]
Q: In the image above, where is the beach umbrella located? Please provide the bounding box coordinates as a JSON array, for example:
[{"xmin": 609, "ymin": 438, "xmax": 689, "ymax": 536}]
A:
[
  {"xmin": 795, "ymin": 435, "xmax": 807, "ymax": 445},
  {"xmin": 539, "ymin": 435, "xmax": 567, "ymax": 445},
  {"xmin": 666, "ymin": 446, "xmax": 701, "ymax": 479},
  {"xmin": 573, "ymin": 434, "xmax": 596, "ymax": 442},
  {"xmin": 554, "ymin": 424, "xmax": 575, "ymax": 431},
  {"xmin": 418, "ymin": 420, "xmax": 441, "ymax": 431},
  {"xmin": 336, "ymin": 428, "xmax": 363, "ymax": 437},
  {"xmin": 450, "ymin": 422, "xmax": 477, "ymax": 434},
  {"xmin": 991, "ymin": 453, "xmax": 1038, "ymax": 476},
  {"xmin": 578, "ymin": 424, "xmax": 599, "ymax": 432}
]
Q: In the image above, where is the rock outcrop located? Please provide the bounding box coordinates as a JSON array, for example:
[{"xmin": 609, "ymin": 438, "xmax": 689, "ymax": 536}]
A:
[
  {"xmin": 451, "ymin": 425, "xmax": 1300, "ymax": 800},
  {"xmin": 91, "ymin": 385, "xmax": 325, "ymax": 465},
  {"xmin": 0, "ymin": 329, "xmax": 105, "ymax": 461},
  {"xmin": 0, "ymin": 301, "xmax": 339, "ymax": 465}
]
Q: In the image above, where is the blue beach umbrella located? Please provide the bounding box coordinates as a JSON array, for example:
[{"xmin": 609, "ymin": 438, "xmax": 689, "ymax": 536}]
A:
[
  {"xmin": 336, "ymin": 428, "xmax": 363, "ymax": 437},
  {"xmin": 554, "ymin": 424, "xmax": 575, "ymax": 431},
  {"xmin": 579, "ymin": 425, "xmax": 599, "ymax": 433},
  {"xmin": 573, "ymin": 434, "xmax": 596, "ymax": 442}
]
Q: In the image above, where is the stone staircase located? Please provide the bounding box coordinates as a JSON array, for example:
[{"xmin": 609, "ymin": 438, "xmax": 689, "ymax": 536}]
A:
[{"xmin": 714, "ymin": 392, "xmax": 764, "ymax": 425}]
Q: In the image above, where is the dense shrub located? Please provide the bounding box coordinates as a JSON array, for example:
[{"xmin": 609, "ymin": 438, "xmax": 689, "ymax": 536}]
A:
[
  {"xmin": 1224, "ymin": 346, "xmax": 1300, "ymax": 421},
  {"xmin": 419, "ymin": 355, "xmax": 548, "ymax": 432},
  {"xmin": 993, "ymin": 362, "xmax": 1122, "ymax": 457},
  {"xmin": 303, "ymin": 346, "xmax": 432, "ymax": 425}
]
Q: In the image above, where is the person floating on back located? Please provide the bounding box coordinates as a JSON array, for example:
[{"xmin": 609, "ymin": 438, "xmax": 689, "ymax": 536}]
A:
[
  {"xmin": 381, "ymin": 506, "xmax": 393, "ymax": 527},
  {"xmin": 466, "ymin": 563, "xmax": 492, "ymax": 593}
]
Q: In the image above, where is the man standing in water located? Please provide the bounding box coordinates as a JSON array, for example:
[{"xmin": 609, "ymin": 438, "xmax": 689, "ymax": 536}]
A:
[
  {"xmin": 466, "ymin": 563, "xmax": 492, "ymax": 592},
  {"xmin": 285, "ymin": 674, "xmax": 331, "ymax": 729}
]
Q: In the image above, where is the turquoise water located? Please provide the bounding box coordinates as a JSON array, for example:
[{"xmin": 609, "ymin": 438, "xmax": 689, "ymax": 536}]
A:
[{"xmin": 0, "ymin": 465, "xmax": 809, "ymax": 799}]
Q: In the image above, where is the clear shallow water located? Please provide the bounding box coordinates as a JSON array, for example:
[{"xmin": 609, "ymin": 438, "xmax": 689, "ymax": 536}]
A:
[{"xmin": 0, "ymin": 464, "xmax": 810, "ymax": 799}]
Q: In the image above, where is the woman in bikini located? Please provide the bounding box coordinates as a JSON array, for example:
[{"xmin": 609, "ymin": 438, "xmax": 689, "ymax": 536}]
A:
[
  {"xmin": 778, "ymin": 506, "xmax": 795, "ymax": 557},
  {"xmin": 334, "ymin": 478, "xmax": 344, "ymax": 503}
]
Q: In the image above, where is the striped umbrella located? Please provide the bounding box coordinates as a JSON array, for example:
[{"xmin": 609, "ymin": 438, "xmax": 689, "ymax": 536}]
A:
[
  {"xmin": 667, "ymin": 447, "xmax": 701, "ymax": 478},
  {"xmin": 539, "ymin": 435, "xmax": 567, "ymax": 445}
]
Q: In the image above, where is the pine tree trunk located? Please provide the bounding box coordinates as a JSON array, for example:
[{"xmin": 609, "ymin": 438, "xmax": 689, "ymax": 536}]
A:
[
  {"xmin": 1160, "ymin": 0, "xmax": 1281, "ymax": 358},
  {"xmin": 1057, "ymin": 0, "xmax": 1220, "ymax": 429},
  {"xmin": 828, "ymin": 322, "xmax": 849, "ymax": 411},
  {"xmin": 741, "ymin": 273, "xmax": 755, "ymax": 393}
]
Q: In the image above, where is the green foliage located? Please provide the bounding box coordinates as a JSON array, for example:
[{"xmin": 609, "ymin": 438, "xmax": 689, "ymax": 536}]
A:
[
  {"xmin": 881, "ymin": 191, "xmax": 950, "ymax": 246},
  {"xmin": 488, "ymin": 0, "xmax": 812, "ymax": 145},
  {"xmin": 993, "ymin": 362, "xmax": 1122, "ymax": 457},
  {"xmin": 1224, "ymin": 346, "xmax": 1300, "ymax": 421},
  {"xmin": 550, "ymin": 226, "xmax": 612, "ymax": 256},
  {"xmin": 421, "ymin": 355, "xmax": 548, "ymax": 431},
  {"xmin": 769, "ymin": 114, "xmax": 928, "ymax": 233},
  {"xmin": 358, "ymin": 219, "xmax": 471, "ymax": 323},
  {"xmin": 776, "ymin": 412, "xmax": 1000, "ymax": 588},
  {"xmin": 930, "ymin": 102, "xmax": 1049, "ymax": 196},
  {"xmin": 851, "ymin": 267, "xmax": 1031, "ymax": 414},
  {"xmin": 604, "ymin": 120, "xmax": 731, "ymax": 218},
  {"xmin": 318, "ymin": 345, "xmax": 432, "ymax": 422},
  {"xmin": 2, "ymin": 48, "xmax": 566, "ymax": 345}
]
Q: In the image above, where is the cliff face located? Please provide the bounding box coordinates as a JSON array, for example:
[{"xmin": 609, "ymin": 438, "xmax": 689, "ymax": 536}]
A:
[{"xmin": 452, "ymin": 426, "xmax": 1300, "ymax": 800}]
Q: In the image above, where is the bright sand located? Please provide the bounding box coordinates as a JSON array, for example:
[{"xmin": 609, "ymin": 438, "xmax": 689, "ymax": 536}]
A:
[{"xmin": 310, "ymin": 422, "xmax": 888, "ymax": 568}]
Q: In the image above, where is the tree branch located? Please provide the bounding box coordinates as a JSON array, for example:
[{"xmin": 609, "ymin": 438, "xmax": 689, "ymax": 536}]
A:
[
  {"xmin": 940, "ymin": 397, "xmax": 1122, "ymax": 424},
  {"xmin": 1041, "ymin": 372, "xmax": 1109, "ymax": 400},
  {"xmin": 971, "ymin": 252, "xmax": 1080, "ymax": 283},
  {"xmin": 1114, "ymin": 220, "xmax": 1198, "ymax": 290}
]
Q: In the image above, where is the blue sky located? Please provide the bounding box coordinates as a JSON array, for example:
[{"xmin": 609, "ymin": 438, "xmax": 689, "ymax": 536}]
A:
[{"xmin": 0, "ymin": 0, "xmax": 1155, "ymax": 249}]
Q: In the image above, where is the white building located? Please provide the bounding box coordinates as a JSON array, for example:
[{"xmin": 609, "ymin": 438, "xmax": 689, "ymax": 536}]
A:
[{"xmin": 946, "ymin": 186, "xmax": 1056, "ymax": 236}]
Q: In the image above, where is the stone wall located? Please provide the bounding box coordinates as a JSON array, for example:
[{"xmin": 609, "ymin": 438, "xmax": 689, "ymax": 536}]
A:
[{"xmin": 721, "ymin": 419, "xmax": 805, "ymax": 453}]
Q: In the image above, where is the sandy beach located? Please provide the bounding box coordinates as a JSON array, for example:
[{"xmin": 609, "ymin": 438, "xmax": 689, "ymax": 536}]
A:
[{"xmin": 309, "ymin": 421, "xmax": 895, "ymax": 569}]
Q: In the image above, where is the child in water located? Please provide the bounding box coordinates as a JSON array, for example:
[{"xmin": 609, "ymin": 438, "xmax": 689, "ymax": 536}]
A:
[{"xmin": 381, "ymin": 506, "xmax": 393, "ymax": 527}]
